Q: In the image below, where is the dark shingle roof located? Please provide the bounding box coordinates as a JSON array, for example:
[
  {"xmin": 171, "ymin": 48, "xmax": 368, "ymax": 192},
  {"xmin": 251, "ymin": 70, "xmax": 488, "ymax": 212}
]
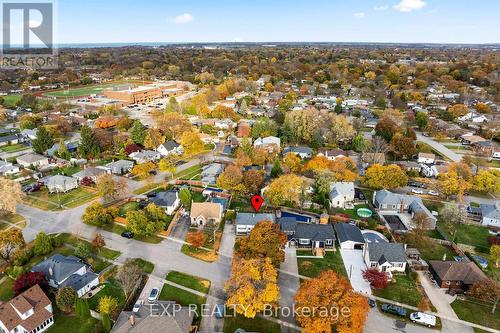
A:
[
  {"xmin": 161, "ymin": 140, "xmax": 180, "ymax": 151},
  {"xmin": 334, "ymin": 223, "xmax": 365, "ymax": 244},
  {"xmin": 31, "ymin": 254, "xmax": 86, "ymax": 284},
  {"xmin": 429, "ymin": 261, "xmax": 487, "ymax": 284},
  {"xmin": 294, "ymin": 223, "xmax": 335, "ymax": 242},
  {"xmin": 150, "ymin": 190, "xmax": 178, "ymax": 207},
  {"xmin": 367, "ymin": 243, "xmax": 406, "ymax": 263}
]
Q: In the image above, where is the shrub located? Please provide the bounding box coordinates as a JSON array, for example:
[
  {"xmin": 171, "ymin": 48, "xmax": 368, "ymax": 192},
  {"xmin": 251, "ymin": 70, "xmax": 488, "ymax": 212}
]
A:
[
  {"xmin": 13, "ymin": 248, "xmax": 34, "ymax": 266},
  {"xmin": 362, "ymin": 269, "xmax": 389, "ymax": 289},
  {"xmin": 56, "ymin": 287, "xmax": 77, "ymax": 313},
  {"xmin": 14, "ymin": 272, "xmax": 49, "ymax": 295},
  {"xmin": 7, "ymin": 266, "xmax": 25, "ymax": 279},
  {"xmin": 51, "ymin": 236, "xmax": 63, "ymax": 248}
]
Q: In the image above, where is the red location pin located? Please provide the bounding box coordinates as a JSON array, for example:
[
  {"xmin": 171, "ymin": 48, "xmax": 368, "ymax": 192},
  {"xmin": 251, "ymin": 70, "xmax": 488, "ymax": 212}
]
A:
[{"xmin": 251, "ymin": 194, "xmax": 263, "ymax": 213}]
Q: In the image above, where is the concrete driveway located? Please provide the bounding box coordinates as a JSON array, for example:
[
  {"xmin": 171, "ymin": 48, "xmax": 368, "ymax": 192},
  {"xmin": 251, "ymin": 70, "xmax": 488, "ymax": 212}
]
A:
[
  {"xmin": 339, "ymin": 249, "xmax": 372, "ymax": 295},
  {"xmin": 417, "ymin": 272, "xmax": 473, "ymax": 333},
  {"xmin": 278, "ymin": 248, "xmax": 301, "ymax": 332}
]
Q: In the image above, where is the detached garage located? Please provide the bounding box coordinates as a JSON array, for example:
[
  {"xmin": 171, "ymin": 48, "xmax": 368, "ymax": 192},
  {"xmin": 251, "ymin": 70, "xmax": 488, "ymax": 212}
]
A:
[{"xmin": 334, "ymin": 222, "xmax": 365, "ymax": 250}]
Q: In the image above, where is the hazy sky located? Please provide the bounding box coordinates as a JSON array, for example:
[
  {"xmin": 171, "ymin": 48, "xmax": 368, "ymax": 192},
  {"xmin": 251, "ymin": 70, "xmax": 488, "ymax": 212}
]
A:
[{"xmin": 14, "ymin": 0, "xmax": 500, "ymax": 44}]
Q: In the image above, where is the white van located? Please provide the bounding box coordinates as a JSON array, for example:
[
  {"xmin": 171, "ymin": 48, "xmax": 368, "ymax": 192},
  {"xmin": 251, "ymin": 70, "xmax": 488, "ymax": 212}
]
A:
[{"xmin": 410, "ymin": 312, "xmax": 437, "ymax": 327}]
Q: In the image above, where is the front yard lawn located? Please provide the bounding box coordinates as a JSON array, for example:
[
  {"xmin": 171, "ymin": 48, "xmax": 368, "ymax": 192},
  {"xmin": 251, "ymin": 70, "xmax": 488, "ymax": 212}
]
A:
[
  {"xmin": 87, "ymin": 278, "xmax": 126, "ymax": 312},
  {"xmin": 165, "ymin": 271, "xmax": 210, "ymax": 294},
  {"xmin": 181, "ymin": 221, "xmax": 225, "ymax": 262},
  {"xmin": 451, "ymin": 298, "xmax": 500, "ymax": 332},
  {"xmin": 297, "ymin": 249, "xmax": 347, "ymax": 278},
  {"xmin": 128, "ymin": 258, "xmax": 155, "ymax": 274},
  {"xmin": 159, "ymin": 282, "xmax": 207, "ymax": 325},
  {"xmin": 84, "ymin": 220, "xmax": 163, "ymax": 244},
  {"xmin": 0, "ymin": 277, "xmax": 15, "ymax": 301},
  {"xmin": 56, "ymin": 233, "xmax": 121, "ymax": 260},
  {"xmin": 0, "ymin": 143, "xmax": 29, "ymax": 153},
  {"xmin": 223, "ymin": 313, "xmax": 281, "ymax": 333},
  {"xmin": 372, "ymin": 272, "xmax": 423, "ymax": 308},
  {"xmin": 132, "ymin": 182, "xmax": 163, "ymax": 195},
  {"xmin": 23, "ymin": 187, "xmax": 98, "ymax": 210},
  {"xmin": 175, "ymin": 164, "xmax": 201, "ymax": 180}
]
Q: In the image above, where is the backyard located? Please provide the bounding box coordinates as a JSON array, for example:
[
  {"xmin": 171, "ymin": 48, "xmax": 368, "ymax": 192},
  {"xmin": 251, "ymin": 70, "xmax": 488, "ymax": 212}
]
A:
[
  {"xmin": 297, "ymin": 249, "xmax": 347, "ymax": 278},
  {"xmin": 437, "ymin": 220, "xmax": 491, "ymax": 254},
  {"xmin": 46, "ymin": 309, "xmax": 98, "ymax": 333},
  {"xmin": 87, "ymin": 278, "xmax": 126, "ymax": 312},
  {"xmin": 0, "ymin": 143, "xmax": 30, "ymax": 153}
]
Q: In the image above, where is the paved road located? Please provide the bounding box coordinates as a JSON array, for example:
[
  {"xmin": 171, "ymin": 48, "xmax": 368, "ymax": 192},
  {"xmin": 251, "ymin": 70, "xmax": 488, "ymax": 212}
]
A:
[
  {"xmin": 417, "ymin": 272, "xmax": 473, "ymax": 333},
  {"xmin": 416, "ymin": 133, "xmax": 461, "ymax": 162}
]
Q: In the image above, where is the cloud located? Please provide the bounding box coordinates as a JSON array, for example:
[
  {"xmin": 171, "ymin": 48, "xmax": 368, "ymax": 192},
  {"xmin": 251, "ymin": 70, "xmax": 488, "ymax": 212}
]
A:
[
  {"xmin": 173, "ymin": 13, "xmax": 194, "ymax": 24},
  {"xmin": 353, "ymin": 12, "xmax": 366, "ymax": 18},
  {"xmin": 374, "ymin": 5, "xmax": 389, "ymax": 11},
  {"xmin": 393, "ymin": 0, "xmax": 427, "ymax": 12}
]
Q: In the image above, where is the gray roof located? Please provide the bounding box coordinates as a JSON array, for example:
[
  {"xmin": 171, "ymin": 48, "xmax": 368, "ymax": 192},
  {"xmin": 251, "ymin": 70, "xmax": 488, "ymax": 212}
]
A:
[
  {"xmin": 45, "ymin": 175, "xmax": 77, "ymax": 188},
  {"xmin": 367, "ymin": 243, "xmax": 406, "ymax": 263},
  {"xmin": 283, "ymin": 146, "xmax": 313, "ymax": 155},
  {"xmin": 329, "ymin": 182, "xmax": 355, "ymax": 200},
  {"xmin": 279, "ymin": 217, "xmax": 298, "ymax": 233},
  {"xmin": 480, "ymin": 203, "xmax": 500, "ymax": 220},
  {"xmin": 374, "ymin": 189, "xmax": 436, "ymax": 222},
  {"xmin": 60, "ymin": 271, "xmax": 98, "ymax": 291},
  {"xmin": 161, "ymin": 140, "xmax": 180, "ymax": 151},
  {"xmin": 111, "ymin": 301, "xmax": 193, "ymax": 333},
  {"xmin": 17, "ymin": 153, "xmax": 47, "ymax": 164},
  {"xmin": 0, "ymin": 135, "xmax": 18, "ymax": 143},
  {"xmin": 106, "ymin": 159, "xmax": 134, "ymax": 169},
  {"xmin": 334, "ymin": 223, "xmax": 365, "ymax": 244},
  {"xmin": 31, "ymin": 254, "xmax": 88, "ymax": 284},
  {"xmin": 150, "ymin": 190, "xmax": 178, "ymax": 207},
  {"xmin": 235, "ymin": 212, "xmax": 276, "ymax": 226},
  {"xmin": 73, "ymin": 167, "xmax": 107, "ymax": 179},
  {"xmin": 294, "ymin": 223, "xmax": 335, "ymax": 242}
]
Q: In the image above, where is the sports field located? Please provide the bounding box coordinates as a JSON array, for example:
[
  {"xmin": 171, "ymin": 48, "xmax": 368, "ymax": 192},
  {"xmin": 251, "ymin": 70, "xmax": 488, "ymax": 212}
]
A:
[{"xmin": 42, "ymin": 82, "xmax": 137, "ymax": 98}]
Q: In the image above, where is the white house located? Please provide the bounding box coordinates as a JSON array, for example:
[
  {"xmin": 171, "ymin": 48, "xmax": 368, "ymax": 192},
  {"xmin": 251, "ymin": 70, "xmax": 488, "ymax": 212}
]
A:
[
  {"xmin": 103, "ymin": 160, "xmax": 134, "ymax": 175},
  {"xmin": 329, "ymin": 182, "xmax": 355, "ymax": 208},
  {"xmin": 156, "ymin": 140, "xmax": 183, "ymax": 157},
  {"xmin": 0, "ymin": 160, "xmax": 20, "ymax": 176},
  {"xmin": 45, "ymin": 175, "xmax": 79, "ymax": 193},
  {"xmin": 149, "ymin": 190, "xmax": 180, "ymax": 215},
  {"xmin": 334, "ymin": 222, "xmax": 365, "ymax": 250},
  {"xmin": 480, "ymin": 203, "xmax": 500, "ymax": 227},
  {"xmin": 235, "ymin": 212, "xmax": 276, "ymax": 235},
  {"xmin": 31, "ymin": 254, "xmax": 99, "ymax": 297},
  {"xmin": 16, "ymin": 153, "xmax": 49, "ymax": 168},
  {"xmin": 417, "ymin": 152, "xmax": 435, "ymax": 164},
  {"xmin": 129, "ymin": 150, "xmax": 161, "ymax": 164},
  {"xmin": 363, "ymin": 243, "xmax": 407, "ymax": 276},
  {"xmin": 0, "ymin": 285, "xmax": 54, "ymax": 333},
  {"xmin": 253, "ymin": 136, "xmax": 281, "ymax": 153}
]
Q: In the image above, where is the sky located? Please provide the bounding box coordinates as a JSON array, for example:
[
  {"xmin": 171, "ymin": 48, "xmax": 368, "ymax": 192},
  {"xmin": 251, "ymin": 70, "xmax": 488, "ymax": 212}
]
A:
[{"xmin": 7, "ymin": 0, "xmax": 500, "ymax": 45}]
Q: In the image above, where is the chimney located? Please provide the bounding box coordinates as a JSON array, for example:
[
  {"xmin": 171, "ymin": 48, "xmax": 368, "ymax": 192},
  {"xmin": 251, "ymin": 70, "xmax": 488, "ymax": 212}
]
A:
[
  {"xmin": 129, "ymin": 315, "xmax": 135, "ymax": 326},
  {"xmin": 48, "ymin": 267, "xmax": 53, "ymax": 276}
]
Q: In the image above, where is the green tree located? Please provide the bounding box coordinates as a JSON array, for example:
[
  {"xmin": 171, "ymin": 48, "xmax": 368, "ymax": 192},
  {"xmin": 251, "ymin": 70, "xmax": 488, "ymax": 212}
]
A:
[
  {"xmin": 415, "ymin": 111, "xmax": 428, "ymax": 130},
  {"xmin": 126, "ymin": 210, "xmax": 162, "ymax": 236},
  {"xmin": 98, "ymin": 295, "xmax": 118, "ymax": 315},
  {"xmin": 74, "ymin": 241, "xmax": 92, "ymax": 259},
  {"xmin": 179, "ymin": 188, "xmax": 192, "ymax": 207},
  {"xmin": 57, "ymin": 138, "xmax": 70, "ymax": 160},
  {"xmin": 130, "ymin": 120, "xmax": 147, "ymax": 145},
  {"xmin": 79, "ymin": 125, "xmax": 100, "ymax": 158},
  {"xmin": 56, "ymin": 287, "xmax": 77, "ymax": 313},
  {"xmin": 33, "ymin": 232, "xmax": 53, "ymax": 256},
  {"xmin": 270, "ymin": 160, "xmax": 283, "ymax": 178},
  {"xmin": 32, "ymin": 126, "xmax": 54, "ymax": 154},
  {"xmin": 251, "ymin": 117, "xmax": 277, "ymax": 139},
  {"xmin": 102, "ymin": 313, "xmax": 112, "ymax": 333}
]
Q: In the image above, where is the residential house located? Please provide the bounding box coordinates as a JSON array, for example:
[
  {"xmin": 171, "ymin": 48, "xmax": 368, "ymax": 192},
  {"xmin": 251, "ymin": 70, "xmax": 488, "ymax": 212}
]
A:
[
  {"xmin": 479, "ymin": 202, "xmax": 500, "ymax": 227},
  {"xmin": 72, "ymin": 167, "xmax": 107, "ymax": 183},
  {"xmin": 0, "ymin": 285, "xmax": 54, "ymax": 333},
  {"xmin": 0, "ymin": 134, "xmax": 19, "ymax": 147},
  {"xmin": 281, "ymin": 220, "xmax": 336, "ymax": 250},
  {"xmin": 363, "ymin": 243, "xmax": 407, "ymax": 275},
  {"xmin": 19, "ymin": 129, "xmax": 37, "ymax": 142},
  {"xmin": 31, "ymin": 254, "xmax": 99, "ymax": 297},
  {"xmin": 45, "ymin": 175, "xmax": 78, "ymax": 193},
  {"xmin": 149, "ymin": 190, "xmax": 180, "ymax": 215},
  {"xmin": 394, "ymin": 161, "xmax": 421, "ymax": 173},
  {"xmin": 458, "ymin": 112, "xmax": 488, "ymax": 123},
  {"xmin": 373, "ymin": 190, "xmax": 437, "ymax": 229},
  {"xmin": 334, "ymin": 222, "xmax": 365, "ymax": 250},
  {"xmin": 129, "ymin": 150, "xmax": 161, "ymax": 164},
  {"xmin": 111, "ymin": 301, "xmax": 193, "ymax": 333},
  {"xmin": 428, "ymin": 261, "xmax": 487, "ymax": 292},
  {"xmin": 16, "ymin": 153, "xmax": 49, "ymax": 168},
  {"xmin": 283, "ymin": 146, "xmax": 313, "ymax": 159},
  {"xmin": 492, "ymin": 147, "xmax": 500, "ymax": 160},
  {"xmin": 201, "ymin": 163, "xmax": 225, "ymax": 184},
  {"xmin": 329, "ymin": 182, "xmax": 355, "ymax": 208},
  {"xmin": 46, "ymin": 142, "xmax": 79, "ymax": 157},
  {"xmin": 103, "ymin": 160, "xmax": 134, "ymax": 175},
  {"xmin": 417, "ymin": 152, "xmax": 435, "ymax": 164},
  {"xmin": 317, "ymin": 148, "xmax": 347, "ymax": 161},
  {"xmin": 253, "ymin": 136, "xmax": 281, "ymax": 153},
  {"xmin": 0, "ymin": 160, "xmax": 20, "ymax": 176},
  {"xmin": 190, "ymin": 202, "xmax": 223, "ymax": 228},
  {"xmin": 214, "ymin": 119, "xmax": 235, "ymax": 130},
  {"xmin": 460, "ymin": 134, "xmax": 487, "ymax": 146},
  {"xmin": 157, "ymin": 140, "xmax": 183, "ymax": 157},
  {"xmin": 235, "ymin": 212, "xmax": 276, "ymax": 235}
]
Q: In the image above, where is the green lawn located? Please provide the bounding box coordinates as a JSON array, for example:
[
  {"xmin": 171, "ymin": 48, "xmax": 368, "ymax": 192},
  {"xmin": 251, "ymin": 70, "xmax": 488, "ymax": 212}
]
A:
[
  {"xmin": 132, "ymin": 182, "xmax": 163, "ymax": 195},
  {"xmin": 297, "ymin": 249, "xmax": 347, "ymax": 278},
  {"xmin": 87, "ymin": 279, "xmax": 126, "ymax": 312},
  {"xmin": 0, "ymin": 143, "xmax": 29, "ymax": 153},
  {"xmin": 42, "ymin": 82, "xmax": 137, "ymax": 98},
  {"xmin": 128, "ymin": 258, "xmax": 155, "ymax": 274},
  {"xmin": 159, "ymin": 284, "xmax": 206, "ymax": 325},
  {"xmin": 55, "ymin": 233, "xmax": 121, "ymax": 260},
  {"xmin": 438, "ymin": 221, "xmax": 491, "ymax": 253},
  {"xmin": 223, "ymin": 313, "xmax": 281, "ymax": 333},
  {"xmin": 403, "ymin": 236, "xmax": 457, "ymax": 261},
  {"xmin": 23, "ymin": 187, "xmax": 98, "ymax": 210},
  {"xmin": 191, "ymin": 191, "xmax": 206, "ymax": 203},
  {"xmin": 373, "ymin": 273, "xmax": 423, "ymax": 307},
  {"xmin": 165, "ymin": 271, "xmax": 210, "ymax": 293},
  {"xmin": 84, "ymin": 220, "xmax": 163, "ymax": 244},
  {"xmin": 0, "ymin": 277, "xmax": 15, "ymax": 301},
  {"xmin": 2, "ymin": 94, "xmax": 22, "ymax": 107},
  {"xmin": 175, "ymin": 164, "xmax": 201, "ymax": 180},
  {"xmin": 46, "ymin": 311, "xmax": 97, "ymax": 333},
  {"xmin": 118, "ymin": 201, "xmax": 140, "ymax": 217},
  {"xmin": 451, "ymin": 298, "xmax": 499, "ymax": 332}
]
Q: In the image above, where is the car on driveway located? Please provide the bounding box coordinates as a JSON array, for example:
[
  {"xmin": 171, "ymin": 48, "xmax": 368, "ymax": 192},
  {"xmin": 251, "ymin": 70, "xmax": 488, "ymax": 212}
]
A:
[
  {"xmin": 132, "ymin": 300, "xmax": 144, "ymax": 312},
  {"xmin": 411, "ymin": 188, "xmax": 424, "ymax": 194},
  {"xmin": 381, "ymin": 304, "xmax": 407, "ymax": 317},
  {"xmin": 148, "ymin": 288, "xmax": 160, "ymax": 303},
  {"xmin": 121, "ymin": 231, "xmax": 134, "ymax": 239}
]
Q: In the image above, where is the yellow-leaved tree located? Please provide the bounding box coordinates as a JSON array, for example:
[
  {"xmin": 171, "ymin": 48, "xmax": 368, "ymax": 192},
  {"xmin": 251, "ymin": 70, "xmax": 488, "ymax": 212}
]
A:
[{"xmin": 264, "ymin": 173, "xmax": 304, "ymax": 206}]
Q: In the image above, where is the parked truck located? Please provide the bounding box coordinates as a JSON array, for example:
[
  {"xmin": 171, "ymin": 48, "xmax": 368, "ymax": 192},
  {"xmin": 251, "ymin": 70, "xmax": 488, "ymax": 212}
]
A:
[{"xmin": 410, "ymin": 312, "xmax": 437, "ymax": 327}]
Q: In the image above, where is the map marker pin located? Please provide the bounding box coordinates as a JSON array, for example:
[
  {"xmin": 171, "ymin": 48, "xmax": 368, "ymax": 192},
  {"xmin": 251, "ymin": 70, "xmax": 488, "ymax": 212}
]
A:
[{"xmin": 251, "ymin": 194, "xmax": 263, "ymax": 213}]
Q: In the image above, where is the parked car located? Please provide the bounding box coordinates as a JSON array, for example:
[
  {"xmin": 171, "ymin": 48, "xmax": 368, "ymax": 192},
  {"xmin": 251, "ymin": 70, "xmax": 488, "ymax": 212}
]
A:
[
  {"xmin": 381, "ymin": 304, "xmax": 407, "ymax": 317},
  {"xmin": 411, "ymin": 188, "xmax": 424, "ymax": 194},
  {"xmin": 428, "ymin": 190, "xmax": 439, "ymax": 196},
  {"xmin": 121, "ymin": 231, "xmax": 134, "ymax": 239},
  {"xmin": 132, "ymin": 300, "xmax": 144, "ymax": 313},
  {"xmin": 368, "ymin": 299, "xmax": 376, "ymax": 308},
  {"xmin": 148, "ymin": 288, "xmax": 159, "ymax": 303},
  {"xmin": 410, "ymin": 312, "xmax": 436, "ymax": 327},
  {"xmin": 146, "ymin": 192, "xmax": 157, "ymax": 198}
]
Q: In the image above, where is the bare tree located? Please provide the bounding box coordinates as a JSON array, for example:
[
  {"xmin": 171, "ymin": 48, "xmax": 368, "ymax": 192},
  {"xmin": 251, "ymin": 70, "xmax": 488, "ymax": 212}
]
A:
[{"xmin": 115, "ymin": 260, "xmax": 144, "ymax": 298}]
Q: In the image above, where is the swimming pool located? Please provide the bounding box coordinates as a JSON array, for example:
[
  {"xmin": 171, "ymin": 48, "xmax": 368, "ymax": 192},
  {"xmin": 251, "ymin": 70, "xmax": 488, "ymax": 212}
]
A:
[
  {"xmin": 362, "ymin": 230, "xmax": 388, "ymax": 243},
  {"xmin": 281, "ymin": 211, "xmax": 312, "ymax": 223},
  {"xmin": 357, "ymin": 208, "xmax": 373, "ymax": 218}
]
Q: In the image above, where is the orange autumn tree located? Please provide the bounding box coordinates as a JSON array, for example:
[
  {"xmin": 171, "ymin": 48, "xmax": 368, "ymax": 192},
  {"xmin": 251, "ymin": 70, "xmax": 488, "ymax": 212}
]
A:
[
  {"xmin": 225, "ymin": 257, "xmax": 279, "ymax": 318},
  {"xmin": 303, "ymin": 156, "xmax": 357, "ymax": 181},
  {"xmin": 295, "ymin": 270, "xmax": 369, "ymax": 333}
]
